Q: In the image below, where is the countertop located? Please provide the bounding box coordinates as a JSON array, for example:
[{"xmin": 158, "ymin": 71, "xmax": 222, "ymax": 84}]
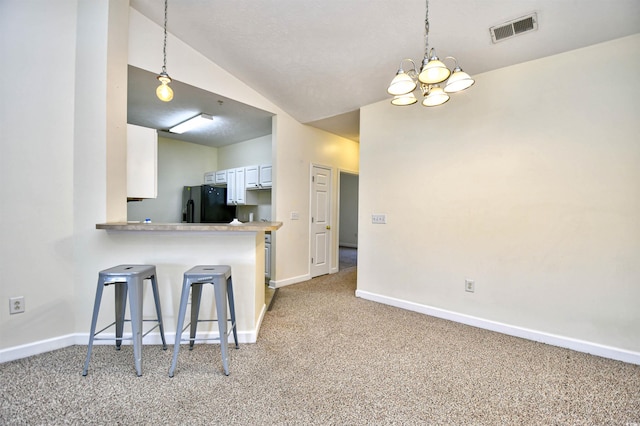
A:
[{"xmin": 96, "ymin": 221, "xmax": 283, "ymax": 232}]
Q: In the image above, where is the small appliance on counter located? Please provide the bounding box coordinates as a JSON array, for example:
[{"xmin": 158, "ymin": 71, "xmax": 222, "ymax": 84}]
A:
[{"xmin": 182, "ymin": 185, "xmax": 236, "ymax": 223}]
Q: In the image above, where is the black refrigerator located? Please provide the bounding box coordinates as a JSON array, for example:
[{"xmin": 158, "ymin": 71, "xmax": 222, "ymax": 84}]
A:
[{"xmin": 182, "ymin": 185, "xmax": 236, "ymax": 223}]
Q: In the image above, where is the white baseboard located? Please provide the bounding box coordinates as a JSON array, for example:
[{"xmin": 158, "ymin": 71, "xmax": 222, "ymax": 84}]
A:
[
  {"xmin": 270, "ymin": 273, "xmax": 310, "ymax": 288},
  {"xmin": 0, "ymin": 334, "xmax": 77, "ymax": 364},
  {"xmin": 355, "ymin": 289, "xmax": 640, "ymax": 366},
  {"xmin": 0, "ymin": 328, "xmax": 259, "ymax": 364}
]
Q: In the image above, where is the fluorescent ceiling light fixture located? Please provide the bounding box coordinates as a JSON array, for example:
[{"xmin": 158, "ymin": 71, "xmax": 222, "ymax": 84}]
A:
[{"xmin": 169, "ymin": 113, "xmax": 214, "ymax": 134}]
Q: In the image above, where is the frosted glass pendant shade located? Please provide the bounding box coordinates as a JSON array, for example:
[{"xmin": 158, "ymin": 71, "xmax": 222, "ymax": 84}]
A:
[
  {"xmin": 388, "ymin": 71, "xmax": 417, "ymax": 96},
  {"xmin": 418, "ymin": 55, "xmax": 451, "ymax": 85},
  {"xmin": 422, "ymin": 86, "xmax": 449, "ymax": 107},
  {"xmin": 391, "ymin": 92, "xmax": 418, "ymax": 106},
  {"xmin": 444, "ymin": 67, "xmax": 475, "ymax": 93}
]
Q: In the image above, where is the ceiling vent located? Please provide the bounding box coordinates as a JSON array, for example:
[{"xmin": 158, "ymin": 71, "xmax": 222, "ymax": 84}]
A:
[{"xmin": 490, "ymin": 13, "xmax": 538, "ymax": 43}]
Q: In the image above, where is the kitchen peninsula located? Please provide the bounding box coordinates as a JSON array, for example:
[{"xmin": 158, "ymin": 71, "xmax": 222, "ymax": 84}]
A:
[{"xmin": 96, "ymin": 221, "xmax": 282, "ymax": 344}]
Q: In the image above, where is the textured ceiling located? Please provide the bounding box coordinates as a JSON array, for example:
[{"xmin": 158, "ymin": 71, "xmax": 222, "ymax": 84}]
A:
[{"xmin": 129, "ymin": 0, "xmax": 640, "ymax": 144}]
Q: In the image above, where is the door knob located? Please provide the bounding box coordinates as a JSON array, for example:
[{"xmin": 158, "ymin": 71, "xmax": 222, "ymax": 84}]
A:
[{"xmin": 326, "ymin": 225, "xmax": 331, "ymax": 230}]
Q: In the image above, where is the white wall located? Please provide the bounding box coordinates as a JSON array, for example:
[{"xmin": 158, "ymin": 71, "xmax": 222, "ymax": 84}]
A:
[
  {"xmin": 0, "ymin": 0, "xmax": 78, "ymax": 349},
  {"xmin": 127, "ymin": 136, "xmax": 218, "ymax": 222},
  {"xmin": 358, "ymin": 34, "xmax": 640, "ymax": 359},
  {"xmin": 217, "ymin": 134, "xmax": 272, "ymax": 170}
]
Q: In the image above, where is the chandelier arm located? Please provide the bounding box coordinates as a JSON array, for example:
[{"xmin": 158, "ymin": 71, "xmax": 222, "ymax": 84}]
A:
[
  {"xmin": 443, "ymin": 56, "xmax": 459, "ymax": 68},
  {"xmin": 399, "ymin": 58, "xmax": 418, "ymax": 77}
]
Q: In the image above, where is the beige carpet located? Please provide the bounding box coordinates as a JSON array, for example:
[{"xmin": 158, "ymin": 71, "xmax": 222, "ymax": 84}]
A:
[{"xmin": 1, "ymin": 268, "xmax": 639, "ymax": 425}]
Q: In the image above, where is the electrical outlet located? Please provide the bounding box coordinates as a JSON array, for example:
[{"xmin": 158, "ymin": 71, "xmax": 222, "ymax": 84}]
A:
[
  {"xmin": 290, "ymin": 211, "xmax": 299, "ymax": 220},
  {"xmin": 9, "ymin": 296, "xmax": 25, "ymax": 314},
  {"xmin": 465, "ymin": 280, "xmax": 475, "ymax": 293},
  {"xmin": 372, "ymin": 214, "xmax": 386, "ymax": 224}
]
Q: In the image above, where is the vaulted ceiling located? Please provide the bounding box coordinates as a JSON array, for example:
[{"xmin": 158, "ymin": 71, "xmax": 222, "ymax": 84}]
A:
[{"xmin": 128, "ymin": 0, "xmax": 640, "ymax": 145}]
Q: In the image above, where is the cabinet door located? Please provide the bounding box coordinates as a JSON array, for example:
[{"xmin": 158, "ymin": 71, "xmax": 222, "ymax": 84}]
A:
[
  {"xmin": 226, "ymin": 169, "xmax": 236, "ymax": 204},
  {"xmin": 215, "ymin": 170, "xmax": 227, "ymax": 184},
  {"xmin": 204, "ymin": 171, "xmax": 216, "ymax": 184},
  {"xmin": 259, "ymin": 164, "xmax": 272, "ymax": 188},
  {"xmin": 235, "ymin": 167, "xmax": 246, "ymax": 204},
  {"xmin": 127, "ymin": 124, "xmax": 157, "ymax": 199},
  {"xmin": 245, "ymin": 165, "xmax": 260, "ymax": 189},
  {"xmin": 265, "ymin": 243, "xmax": 271, "ymax": 278}
]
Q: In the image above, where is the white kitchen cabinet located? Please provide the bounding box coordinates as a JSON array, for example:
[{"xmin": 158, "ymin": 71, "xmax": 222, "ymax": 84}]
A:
[
  {"xmin": 259, "ymin": 164, "xmax": 272, "ymax": 188},
  {"xmin": 127, "ymin": 124, "xmax": 157, "ymax": 199},
  {"xmin": 226, "ymin": 167, "xmax": 258, "ymax": 205},
  {"xmin": 204, "ymin": 171, "xmax": 216, "ymax": 184},
  {"xmin": 204, "ymin": 170, "xmax": 227, "ymax": 185},
  {"xmin": 245, "ymin": 164, "xmax": 272, "ymax": 189},
  {"xmin": 245, "ymin": 165, "xmax": 260, "ymax": 189},
  {"xmin": 215, "ymin": 170, "xmax": 228, "ymax": 185}
]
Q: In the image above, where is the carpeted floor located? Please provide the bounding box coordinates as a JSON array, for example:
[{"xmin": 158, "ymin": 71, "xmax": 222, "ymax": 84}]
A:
[
  {"xmin": 1, "ymin": 268, "xmax": 639, "ymax": 425},
  {"xmin": 339, "ymin": 246, "xmax": 357, "ymax": 270}
]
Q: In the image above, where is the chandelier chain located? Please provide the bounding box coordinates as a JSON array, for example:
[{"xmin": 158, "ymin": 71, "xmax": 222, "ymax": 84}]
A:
[
  {"xmin": 424, "ymin": 0, "xmax": 430, "ymax": 58},
  {"xmin": 162, "ymin": 0, "xmax": 168, "ymax": 73}
]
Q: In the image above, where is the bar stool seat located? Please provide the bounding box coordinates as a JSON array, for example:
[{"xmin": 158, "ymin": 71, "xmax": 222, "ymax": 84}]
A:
[
  {"xmin": 169, "ymin": 265, "xmax": 238, "ymax": 377},
  {"xmin": 82, "ymin": 264, "xmax": 167, "ymax": 376}
]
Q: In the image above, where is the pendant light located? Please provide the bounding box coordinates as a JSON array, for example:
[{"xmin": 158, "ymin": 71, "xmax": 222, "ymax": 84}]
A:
[
  {"xmin": 387, "ymin": 0, "xmax": 474, "ymax": 107},
  {"xmin": 156, "ymin": 0, "xmax": 173, "ymax": 102}
]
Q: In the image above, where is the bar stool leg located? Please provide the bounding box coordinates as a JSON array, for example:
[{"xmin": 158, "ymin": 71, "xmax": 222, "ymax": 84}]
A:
[
  {"xmin": 150, "ymin": 274, "xmax": 168, "ymax": 350},
  {"xmin": 129, "ymin": 276, "xmax": 144, "ymax": 376},
  {"xmin": 189, "ymin": 283, "xmax": 203, "ymax": 350},
  {"xmin": 213, "ymin": 279, "xmax": 230, "ymax": 376},
  {"xmin": 82, "ymin": 277, "xmax": 106, "ymax": 376},
  {"xmin": 226, "ymin": 276, "xmax": 239, "ymax": 349},
  {"xmin": 169, "ymin": 278, "xmax": 192, "ymax": 377},
  {"xmin": 114, "ymin": 282, "xmax": 127, "ymax": 350}
]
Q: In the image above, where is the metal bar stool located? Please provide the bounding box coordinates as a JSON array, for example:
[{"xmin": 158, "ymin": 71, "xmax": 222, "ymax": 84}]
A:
[
  {"xmin": 169, "ymin": 265, "xmax": 238, "ymax": 377},
  {"xmin": 82, "ymin": 265, "xmax": 167, "ymax": 376}
]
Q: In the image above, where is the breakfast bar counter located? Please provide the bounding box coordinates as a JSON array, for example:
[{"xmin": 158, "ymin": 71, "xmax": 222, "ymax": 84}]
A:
[
  {"xmin": 96, "ymin": 221, "xmax": 282, "ymax": 232},
  {"xmin": 95, "ymin": 221, "xmax": 282, "ymax": 344}
]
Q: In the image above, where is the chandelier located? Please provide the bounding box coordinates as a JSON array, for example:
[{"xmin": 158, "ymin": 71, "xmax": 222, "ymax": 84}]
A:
[
  {"xmin": 387, "ymin": 0, "xmax": 474, "ymax": 107},
  {"xmin": 156, "ymin": 0, "xmax": 173, "ymax": 102}
]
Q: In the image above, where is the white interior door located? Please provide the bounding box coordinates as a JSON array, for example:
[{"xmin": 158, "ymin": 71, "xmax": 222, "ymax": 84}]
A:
[{"xmin": 310, "ymin": 165, "xmax": 331, "ymax": 278}]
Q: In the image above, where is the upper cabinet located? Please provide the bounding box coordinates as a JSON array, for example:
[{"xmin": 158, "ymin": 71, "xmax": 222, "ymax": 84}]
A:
[
  {"xmin": 204, "ymin": 169, "xmax": 228, "ymax": 185},
  {"xmin": 259, "ymin": 164, "xmax": 272, "ymax": 188},
  {"xmin": 226, "ymin": 167, "xmax": 258, "ymax": 205},
  {"xmin": 205, "ymin": 163, "xmax": 271, "ymax": 205},
  {"xmin": 245, "ymin": 164, "xmax": 272, "ymax": 189},
  {"xmin": 127, "ymin": 124, "xmax": 157, "ymax": 199}
]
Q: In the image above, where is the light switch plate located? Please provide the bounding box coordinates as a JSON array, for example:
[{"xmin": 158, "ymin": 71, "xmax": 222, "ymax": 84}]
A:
[{"xmin": 372, "ymin": 214, "xmax": 386, "ymax": 224}]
